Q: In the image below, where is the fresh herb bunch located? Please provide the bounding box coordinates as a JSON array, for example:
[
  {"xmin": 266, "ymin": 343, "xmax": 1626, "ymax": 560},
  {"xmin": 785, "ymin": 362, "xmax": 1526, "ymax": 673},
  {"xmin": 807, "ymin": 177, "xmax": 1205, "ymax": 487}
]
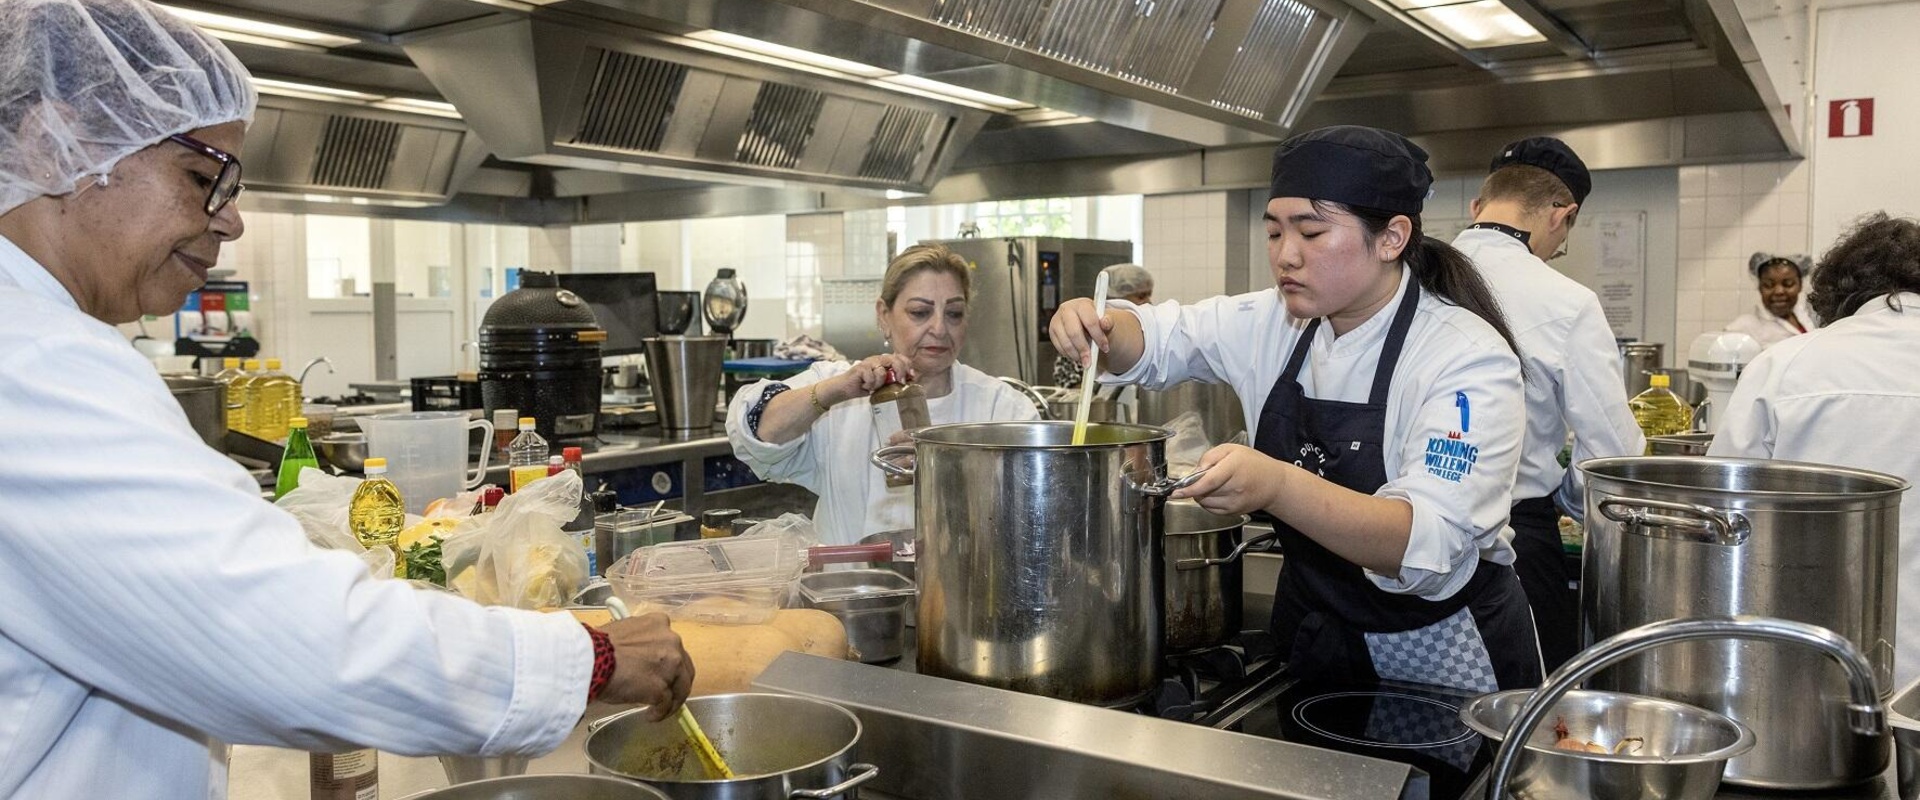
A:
[{"xmin": 403, "ymin": 537, "xmax": 446, "ymax": 585}]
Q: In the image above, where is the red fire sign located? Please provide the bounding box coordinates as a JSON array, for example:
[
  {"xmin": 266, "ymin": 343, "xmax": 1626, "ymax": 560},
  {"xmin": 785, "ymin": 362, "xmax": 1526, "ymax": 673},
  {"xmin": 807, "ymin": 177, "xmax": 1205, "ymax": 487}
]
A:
[{"xmin": 1829, "ymin": 98, "xmax": 1874, "ymax": 138}]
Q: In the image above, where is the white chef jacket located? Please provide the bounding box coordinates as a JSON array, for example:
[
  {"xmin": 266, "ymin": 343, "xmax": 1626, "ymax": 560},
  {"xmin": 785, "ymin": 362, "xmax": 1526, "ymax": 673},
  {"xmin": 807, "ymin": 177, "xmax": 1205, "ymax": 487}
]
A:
[
  {"xmin": 727, "ymin": 361, "xmax": 1039, "ymax": 546},
  {"xmin": 1107, "ymin": 266, "xmax": 1525, "ymax": 602},
  {"xmin": 0, "ymin": 235, "xmax": 590, "ymax": 800},
  {"xmin": 1451, "ymin": 229, "xmax": 1645, "ymax": 516},
  {"xmin": 1725, "ymin": 297, "xmax": 1816, "ymax": 350},
  {"xmin": 1707, "ymin": 293, "xmax": 1920, "ymax": 689}
]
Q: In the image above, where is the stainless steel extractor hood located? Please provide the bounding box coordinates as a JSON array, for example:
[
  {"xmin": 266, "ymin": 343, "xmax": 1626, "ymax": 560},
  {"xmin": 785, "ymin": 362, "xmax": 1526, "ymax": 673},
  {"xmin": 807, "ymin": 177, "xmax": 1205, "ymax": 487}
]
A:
[
  {"xmin": 240, "ymin": 94, "xmax": 488, "ymax": 205},
  {"xmin": 401, "ymin": 15, "xmax": 991, "ymax": 193}
]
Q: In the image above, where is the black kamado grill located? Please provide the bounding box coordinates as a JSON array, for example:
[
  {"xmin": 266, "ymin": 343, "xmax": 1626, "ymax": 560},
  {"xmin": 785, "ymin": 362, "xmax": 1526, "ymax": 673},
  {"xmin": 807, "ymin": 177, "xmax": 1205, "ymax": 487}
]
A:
[{"xmin": 479, "ymin": 270, "xmax": 606, "ymax": 441}]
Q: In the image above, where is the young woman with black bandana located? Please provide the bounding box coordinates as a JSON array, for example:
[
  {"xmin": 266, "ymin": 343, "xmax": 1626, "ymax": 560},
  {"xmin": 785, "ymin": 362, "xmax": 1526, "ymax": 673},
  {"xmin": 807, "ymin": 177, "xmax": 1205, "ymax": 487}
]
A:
[{"xmin": 1050, "ymin": 126, "xmax": 1543, "ymax": 691}]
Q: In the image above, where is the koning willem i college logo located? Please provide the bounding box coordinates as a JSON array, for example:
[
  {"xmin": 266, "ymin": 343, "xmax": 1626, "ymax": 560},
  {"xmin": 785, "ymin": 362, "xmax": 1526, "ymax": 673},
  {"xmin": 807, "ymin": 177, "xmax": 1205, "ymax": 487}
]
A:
[{"xmin": 1424, "ymin": 391, "xmax": 1478, "ymax": 483}]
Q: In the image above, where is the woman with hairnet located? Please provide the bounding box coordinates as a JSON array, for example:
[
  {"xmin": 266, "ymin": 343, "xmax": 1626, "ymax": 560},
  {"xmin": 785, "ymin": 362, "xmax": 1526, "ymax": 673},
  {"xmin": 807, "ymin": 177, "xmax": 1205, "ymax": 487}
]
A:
[
  {"xmin": 1724, "ymin": 252, "xmax": 1818, "ymax": 349},
  {"xmin": 0, "ymin": 3, "xmax": 692, "ymax": 797}
]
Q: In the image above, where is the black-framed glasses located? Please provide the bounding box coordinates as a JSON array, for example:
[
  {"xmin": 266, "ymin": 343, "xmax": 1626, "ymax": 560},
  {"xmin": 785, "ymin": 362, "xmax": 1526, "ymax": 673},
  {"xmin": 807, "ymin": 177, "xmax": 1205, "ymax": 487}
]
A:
[{"xmin": 168, "ymin": 133, "xmax": 245, "ymax": 216}]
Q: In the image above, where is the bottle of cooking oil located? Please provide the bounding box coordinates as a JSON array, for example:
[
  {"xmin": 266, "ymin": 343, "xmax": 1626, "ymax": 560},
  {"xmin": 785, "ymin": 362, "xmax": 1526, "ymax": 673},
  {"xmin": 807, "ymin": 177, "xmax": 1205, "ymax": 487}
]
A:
[
  {"xmin": 252, "ymin": 358, "xmax": 299, "ymax": 441},
  {"xmin": 230, "ymin": 359, "xmax": 261, "ymax": 435},
  {"xmin": 1629, "ymin": 372, "xmax": 1693, "ymax": 451},
  {"xmin": 349, "ymin": 457, "xmax": 406, "ymax": 578},
  {"xmin": 870, "ymin": 368, "xmax": 930, "ymax": 488},
  {"xmin": 507, "ymin": 417, "xmax": 550, "ymax": 493}
]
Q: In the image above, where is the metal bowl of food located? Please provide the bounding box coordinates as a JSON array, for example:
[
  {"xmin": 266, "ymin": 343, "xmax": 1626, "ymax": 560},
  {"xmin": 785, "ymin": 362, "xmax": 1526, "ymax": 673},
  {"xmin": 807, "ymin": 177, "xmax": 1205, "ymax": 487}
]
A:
[
  {"xmin": 315, "ymin": 433, "xmax": 368, "ymax": 471},
  {"xmin": 1461, "ymin": 689, "xmax": 1755, "ymax": 799}
]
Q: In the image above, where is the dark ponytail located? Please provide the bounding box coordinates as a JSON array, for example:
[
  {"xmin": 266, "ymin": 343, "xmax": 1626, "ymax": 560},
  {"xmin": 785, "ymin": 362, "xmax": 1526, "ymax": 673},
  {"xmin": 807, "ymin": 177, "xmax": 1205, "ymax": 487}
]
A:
[{"xmin": 1316, "ymin": 200, "xmax": 1521, "ymax": 358}]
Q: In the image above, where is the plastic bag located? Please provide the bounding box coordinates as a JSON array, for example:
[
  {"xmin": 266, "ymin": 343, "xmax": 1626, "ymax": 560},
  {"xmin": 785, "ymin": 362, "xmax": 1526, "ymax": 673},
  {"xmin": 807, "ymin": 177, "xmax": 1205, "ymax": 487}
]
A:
[
  {"xmin": 1162, "ymin": 411, "xmax": 1214, "ymax": 479},
  {"xmin": 444, "ymin": 471, "xmax": 589, "ymax": 610},
  {"xmin": 274, "ymin": 467, "xmax": 396, "ymax": 578}
]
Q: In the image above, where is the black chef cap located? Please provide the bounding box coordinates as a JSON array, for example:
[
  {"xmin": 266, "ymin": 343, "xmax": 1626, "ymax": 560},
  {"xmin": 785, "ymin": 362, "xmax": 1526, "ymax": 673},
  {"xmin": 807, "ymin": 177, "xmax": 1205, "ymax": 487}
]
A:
[
  {"xmin": 1269, "ymin": 125, "xmax": 1432, "ymax": 216},
  {"xmin": 1490, "ymin": 136, "xmax": 1591, "ymax": 205}
]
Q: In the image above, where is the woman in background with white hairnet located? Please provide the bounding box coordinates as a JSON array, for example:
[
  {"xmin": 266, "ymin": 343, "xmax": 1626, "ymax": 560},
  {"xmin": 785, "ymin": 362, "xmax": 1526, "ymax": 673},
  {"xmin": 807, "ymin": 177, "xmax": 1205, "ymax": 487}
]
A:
[
  {"xmin": 0, "ymin": 3, "xmax": 692, "ymax": 797},
  {"xmin": 1725, "ymin": 252, "xmax": 1818, "ymax": 349}
]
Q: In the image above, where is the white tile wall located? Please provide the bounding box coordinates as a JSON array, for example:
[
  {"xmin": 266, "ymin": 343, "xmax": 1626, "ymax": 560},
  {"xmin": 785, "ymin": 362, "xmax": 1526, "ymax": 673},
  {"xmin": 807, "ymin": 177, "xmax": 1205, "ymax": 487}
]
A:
[
  {"xmin": 1142, "ymin": 192, "xmax": 1229, "ymax": 303},
  {"xmin": 786, "ymin": 212, "xmax": 844, "ymax": 338},
  {"xmin": 1674, "ymin": 160, "xmax": 1810, "ymax": 352}
]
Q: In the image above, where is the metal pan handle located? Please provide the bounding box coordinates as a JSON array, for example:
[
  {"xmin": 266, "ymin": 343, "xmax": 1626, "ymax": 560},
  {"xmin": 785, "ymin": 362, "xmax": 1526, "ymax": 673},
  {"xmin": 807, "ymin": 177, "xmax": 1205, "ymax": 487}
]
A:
[
  {"xmin": 1135, "ymin": 466, "xmax": 1211, "ymax": 497},
  {"xmin": 585, "ymin": 704, "xmax": 655, "ymax": 734},
  {"xmin": 1175, "ymin": 528, "xmax": 1280, "ymax": 570},
  {"xmin": 788, "ymin": 762, "xmax": 879, "ymax": 799},
  {"xmin": 869, "ymin": 445, "xmax": 915, "ymax": 479},
  {"xmin": 1598, "ymin": 497, "xmax": 1749, "ymax": 546}
]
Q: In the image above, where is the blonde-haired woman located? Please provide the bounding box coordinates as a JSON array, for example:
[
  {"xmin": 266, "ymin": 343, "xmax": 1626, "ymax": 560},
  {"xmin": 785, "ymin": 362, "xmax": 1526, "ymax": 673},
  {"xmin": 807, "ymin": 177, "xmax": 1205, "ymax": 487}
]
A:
[{"xmin": 727, "ymin": 244, "xmax": 1040, "ymax": 545}]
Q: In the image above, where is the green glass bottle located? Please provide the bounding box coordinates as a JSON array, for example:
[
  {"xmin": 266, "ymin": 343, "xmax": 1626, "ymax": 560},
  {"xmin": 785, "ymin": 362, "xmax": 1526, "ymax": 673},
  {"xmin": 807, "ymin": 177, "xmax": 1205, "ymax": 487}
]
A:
[{"xmin": 275, "ymin": 416, "xmax": 319, "ymax": 500}]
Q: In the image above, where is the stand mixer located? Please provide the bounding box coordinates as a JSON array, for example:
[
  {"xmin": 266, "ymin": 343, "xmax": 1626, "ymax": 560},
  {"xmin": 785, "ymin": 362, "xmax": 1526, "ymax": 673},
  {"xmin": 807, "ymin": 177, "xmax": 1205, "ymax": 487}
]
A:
[
  {"xmin": 1688, "ymin": 331, "xmax": 1763, "ymax": 433},
  {"xmin": 702, "ymin": 268, "xmax": 748, "ymax": 338}
]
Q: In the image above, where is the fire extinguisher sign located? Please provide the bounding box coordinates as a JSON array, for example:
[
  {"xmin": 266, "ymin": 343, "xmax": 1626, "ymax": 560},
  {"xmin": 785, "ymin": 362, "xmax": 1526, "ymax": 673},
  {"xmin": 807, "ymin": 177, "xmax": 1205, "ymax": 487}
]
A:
[{"xmin": 1829, "ymin": 98, "xmax": 1875, "ymax": 138}]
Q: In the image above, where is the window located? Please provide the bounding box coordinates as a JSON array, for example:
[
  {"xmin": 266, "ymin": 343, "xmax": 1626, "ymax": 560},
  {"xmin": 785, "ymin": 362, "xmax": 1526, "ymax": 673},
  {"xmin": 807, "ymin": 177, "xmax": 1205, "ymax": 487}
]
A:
[
  {"xmin": 970, "ymin": 197, "xmax": 1072, "ymax": 237},
  {"xmin": 306, "ymin": 215, "xmax": 371, "ymax": 298}
]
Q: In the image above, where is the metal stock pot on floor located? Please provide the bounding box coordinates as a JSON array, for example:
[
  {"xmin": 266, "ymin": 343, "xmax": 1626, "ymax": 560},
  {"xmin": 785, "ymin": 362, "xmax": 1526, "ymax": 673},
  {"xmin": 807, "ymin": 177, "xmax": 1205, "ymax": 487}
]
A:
[{"xmin": 871, "ymin": 421, "xmax": 1197, "ymax": 707}]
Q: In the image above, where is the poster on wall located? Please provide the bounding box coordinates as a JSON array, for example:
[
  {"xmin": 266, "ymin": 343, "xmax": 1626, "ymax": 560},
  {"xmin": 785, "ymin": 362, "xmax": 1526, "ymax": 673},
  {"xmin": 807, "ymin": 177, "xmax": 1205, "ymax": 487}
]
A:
[{"xmin": 1592, "ymin": 212, "xmax": 1647, "ymax": 340}]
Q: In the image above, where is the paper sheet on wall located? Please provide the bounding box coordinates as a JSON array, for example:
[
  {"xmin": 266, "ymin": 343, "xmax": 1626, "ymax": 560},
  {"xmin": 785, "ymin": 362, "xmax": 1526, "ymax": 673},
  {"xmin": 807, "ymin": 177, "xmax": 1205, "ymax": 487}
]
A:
[{"xmin": 1591, "ymin": 212, "xmax": 1647, "ymax": 340}]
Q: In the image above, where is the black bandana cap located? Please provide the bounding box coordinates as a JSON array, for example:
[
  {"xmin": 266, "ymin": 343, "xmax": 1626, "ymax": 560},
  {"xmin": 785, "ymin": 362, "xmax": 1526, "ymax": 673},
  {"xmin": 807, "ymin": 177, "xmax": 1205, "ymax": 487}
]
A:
[
  {"xmin": 1268, "ymin": 125, "xmax": 1432, "ymax": 216},
  {"xmin": 1490, "ymin": 136, "xmax": 1592, "ymax": 205}
]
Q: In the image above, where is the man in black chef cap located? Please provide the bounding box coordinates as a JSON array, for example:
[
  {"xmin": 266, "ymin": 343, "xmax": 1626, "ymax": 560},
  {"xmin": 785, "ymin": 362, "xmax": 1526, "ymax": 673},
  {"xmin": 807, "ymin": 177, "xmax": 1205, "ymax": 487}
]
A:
[{"xmin": 1452, "ymin": 137, "xmax": 1646, "ymax": 670}]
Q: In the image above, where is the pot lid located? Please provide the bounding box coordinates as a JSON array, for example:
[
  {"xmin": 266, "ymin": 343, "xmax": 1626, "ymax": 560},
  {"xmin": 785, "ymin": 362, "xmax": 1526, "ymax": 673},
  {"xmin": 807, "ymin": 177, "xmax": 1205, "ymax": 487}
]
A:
[{"xmin": 481, "ymin": 270, "xmax": 602, "ymax": 330}]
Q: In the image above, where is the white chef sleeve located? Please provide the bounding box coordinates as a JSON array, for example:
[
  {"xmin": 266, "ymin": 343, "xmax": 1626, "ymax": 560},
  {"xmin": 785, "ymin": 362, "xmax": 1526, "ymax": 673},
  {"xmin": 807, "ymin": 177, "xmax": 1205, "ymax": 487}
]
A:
[
  {"xmin": 1705, "ymin": 345, "xmax": 1787, "ymax": 459},
  {"xmin": 0, "ymin": 331, "xmax": 587, "ymax": 756},
  {"xmin": 1369, "ymin": 341, "xmax": 1526, "ymax": 600},
  {"xmin": 1105, "ymin": 293, "xmax": 1271, "ymax": 390},
  {"xmin": 1557, "ymin": 299, "xmax": 1647, "ymax": 518},
  {"xmin": 724, "ymin": 362, "xmax": 845, "ymax": 487}
]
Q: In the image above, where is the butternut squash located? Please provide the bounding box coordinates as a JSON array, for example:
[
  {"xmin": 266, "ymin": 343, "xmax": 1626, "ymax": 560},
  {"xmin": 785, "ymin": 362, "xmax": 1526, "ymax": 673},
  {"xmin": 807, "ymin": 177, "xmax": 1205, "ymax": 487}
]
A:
[
  {"xmin": 672, "ymin": 619, "xmax": 804, "ymax": 696},
  {"xmin": 768, "ymin": 609, "xmax": 851, "ymax": 660}
]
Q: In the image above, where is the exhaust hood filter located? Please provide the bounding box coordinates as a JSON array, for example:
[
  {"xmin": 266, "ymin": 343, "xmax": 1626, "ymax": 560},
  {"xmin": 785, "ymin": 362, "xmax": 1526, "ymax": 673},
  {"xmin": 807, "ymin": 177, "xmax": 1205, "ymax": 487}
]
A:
[
  {"xmin": 573, "ymin": 50, "xmax": 689, "ymax": 153},
  {"xmin": 312, "ymin": 116, "xmax": 403, "ymax": 189},
  {"xmin": 736, "ymin": 82, "xmax": 828, "ymax": 169},
  {"xmin": 860, "ymin": 106, "xmax": 939, "ymax": 182},
  {"xmin": 1215, "ymin": 0, "xmax": 1320, "ymax": 117},
  {"xmin": 934, "ymin": 0, "xmax": 1223, "ymax": 91}
]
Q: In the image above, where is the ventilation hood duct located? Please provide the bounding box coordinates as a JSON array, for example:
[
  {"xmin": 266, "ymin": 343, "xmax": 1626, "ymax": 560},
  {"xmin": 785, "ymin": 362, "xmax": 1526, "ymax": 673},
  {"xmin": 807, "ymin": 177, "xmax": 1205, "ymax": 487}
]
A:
[
  {"xmin": 402, "ymin": 17, "xmax": 990, "ymax": 193},
  {"xmin": 239, "ymin": 95, "xmax": 488, "ymax": 205},
  {"xmin": 571, "ymin": 0, "xmax": 1369, "ymax": 147}
]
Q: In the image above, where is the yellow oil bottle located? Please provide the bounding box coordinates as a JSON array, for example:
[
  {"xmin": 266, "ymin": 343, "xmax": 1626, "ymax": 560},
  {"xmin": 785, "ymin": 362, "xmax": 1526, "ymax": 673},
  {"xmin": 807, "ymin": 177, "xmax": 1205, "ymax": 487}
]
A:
[
  {"xmin": 251, "ymin": 358, "xmax": 299, "ymax": 441},
  {"xmin": 349, "ymin": 457, "xmax": 407, "ymax": 578},
  {"xmin": 229, "ymin": 359, "xmax": 261, "ymax": 435},
  {"xmin": 1629, "ymin": 373, "xmax": 1693, "ymax": 452}
]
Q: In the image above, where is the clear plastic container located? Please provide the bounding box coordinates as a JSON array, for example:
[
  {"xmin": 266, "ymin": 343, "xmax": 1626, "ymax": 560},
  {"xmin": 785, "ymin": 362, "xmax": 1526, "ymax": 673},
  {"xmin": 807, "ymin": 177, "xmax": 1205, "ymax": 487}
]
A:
[{"xmin": 604, "ymin": 535, "xmax": 803, "ymax": 624}]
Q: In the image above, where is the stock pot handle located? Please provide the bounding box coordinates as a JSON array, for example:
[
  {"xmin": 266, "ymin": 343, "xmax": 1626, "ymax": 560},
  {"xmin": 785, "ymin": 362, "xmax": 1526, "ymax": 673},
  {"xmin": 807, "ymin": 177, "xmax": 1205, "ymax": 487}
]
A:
[
  {"xmin": 1135, "ymin": 466, "xmax": 1212, "ymax": 497},
  {"xmin": 869, "ymin": 445, "xmax": 915, "ymax": 479},
  {"xmin": 789, "ymin": 763, "xmax": 879, "ymax": 798},
  {"xmin": 1175, "ymin": 528, "xmax": 1279, "ymax": 570},
  {"xmin": 1597, "ymin": 498, "xmax": 1749, "ymax": 545}
]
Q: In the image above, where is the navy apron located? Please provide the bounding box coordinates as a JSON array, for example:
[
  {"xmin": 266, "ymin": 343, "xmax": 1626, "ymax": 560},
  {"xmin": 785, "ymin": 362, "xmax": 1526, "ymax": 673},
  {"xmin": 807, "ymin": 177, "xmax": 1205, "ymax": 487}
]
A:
[
  {"xmin": 1253, "ymin": 278, "xmax": 1542, "ymax": 692},
  {"xmin": 1509, "ymin": 495, "xmax": 1580, "ymax": 672}
]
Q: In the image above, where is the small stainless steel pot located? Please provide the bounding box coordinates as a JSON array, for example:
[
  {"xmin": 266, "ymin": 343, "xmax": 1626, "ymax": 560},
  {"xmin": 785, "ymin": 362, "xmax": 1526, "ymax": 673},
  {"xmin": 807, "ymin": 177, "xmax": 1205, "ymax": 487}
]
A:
[
  {"xmin": 164, "ymin": 374, "xmax": 230, "ymax": 453},
  {"xmin": 1162, "ymin": 500, "xmax": 1251, "ymax": 652},
  {"xmin": 584, "ymin": 694, "xmax": 877, "ymax": 800}
]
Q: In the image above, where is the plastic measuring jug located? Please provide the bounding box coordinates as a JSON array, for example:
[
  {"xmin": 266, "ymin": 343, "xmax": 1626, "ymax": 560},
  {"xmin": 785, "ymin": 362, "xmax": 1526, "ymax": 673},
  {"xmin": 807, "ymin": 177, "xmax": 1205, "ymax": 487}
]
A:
[{"xmin": 360, "ymin": 411, "xmax": 494, "ymax": 515}]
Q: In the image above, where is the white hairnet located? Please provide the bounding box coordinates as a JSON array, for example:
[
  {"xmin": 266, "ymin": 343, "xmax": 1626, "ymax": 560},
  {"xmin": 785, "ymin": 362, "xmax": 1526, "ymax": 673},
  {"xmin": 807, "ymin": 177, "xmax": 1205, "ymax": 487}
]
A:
[
  {"xmin": 0, "ymin": 0, "xmax": 257, "ymax": 215},
  {"xmin": 1103, "ymin": 263, "xmax": 1154, "ymax": 299}
]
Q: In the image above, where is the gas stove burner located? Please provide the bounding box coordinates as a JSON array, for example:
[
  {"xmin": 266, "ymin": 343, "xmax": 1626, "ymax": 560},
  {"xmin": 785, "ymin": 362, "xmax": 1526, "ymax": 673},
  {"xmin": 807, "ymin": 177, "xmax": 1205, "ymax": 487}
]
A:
[{"xmin": 1289, "ymin": 691, "xmax": 1476, "ymax": 750}]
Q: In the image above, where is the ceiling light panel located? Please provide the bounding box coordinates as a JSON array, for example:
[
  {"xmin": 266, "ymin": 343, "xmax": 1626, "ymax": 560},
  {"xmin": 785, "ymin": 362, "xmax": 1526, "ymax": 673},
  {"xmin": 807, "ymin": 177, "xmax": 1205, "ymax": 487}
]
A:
[
  {"xmin": 156, "ymin": 4, "xmax": 357, "ymax": 48},
  {"xmin": 685, "ymin": 30, "xmax": 894, "ymax": 78},
  {"xmin": 1405, "ymin": 0, "xmax": 1547, "ymax": 48}
]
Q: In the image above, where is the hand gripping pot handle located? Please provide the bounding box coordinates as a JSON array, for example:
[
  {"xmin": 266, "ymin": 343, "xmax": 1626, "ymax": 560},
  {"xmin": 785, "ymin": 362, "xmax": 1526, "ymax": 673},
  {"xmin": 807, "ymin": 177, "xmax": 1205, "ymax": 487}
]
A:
[
  {"xmin": 1597, "ymin": 497, "xmax": 1750, "ymax": 546},
  {"xmin": 788, "ymin": 763, "xmax": 879, "ymax": 798},
  {"xmin": 869, "ymin": 444, "xmax": 915, "ymax": 479}
]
